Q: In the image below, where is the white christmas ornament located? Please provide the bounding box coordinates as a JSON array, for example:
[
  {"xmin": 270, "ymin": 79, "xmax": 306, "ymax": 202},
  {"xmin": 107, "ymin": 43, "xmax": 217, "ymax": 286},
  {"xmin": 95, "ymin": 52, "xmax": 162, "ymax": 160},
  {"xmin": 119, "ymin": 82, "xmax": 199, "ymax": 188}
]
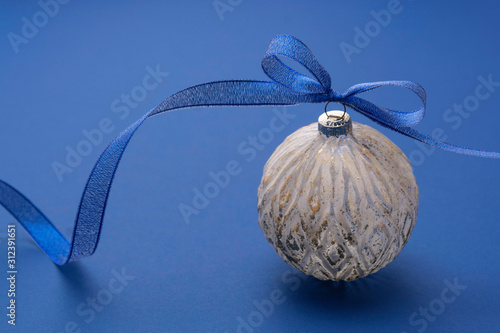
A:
[{"xmin": 257, "ymin": 110, "xmax": 419, "ymax": 281}]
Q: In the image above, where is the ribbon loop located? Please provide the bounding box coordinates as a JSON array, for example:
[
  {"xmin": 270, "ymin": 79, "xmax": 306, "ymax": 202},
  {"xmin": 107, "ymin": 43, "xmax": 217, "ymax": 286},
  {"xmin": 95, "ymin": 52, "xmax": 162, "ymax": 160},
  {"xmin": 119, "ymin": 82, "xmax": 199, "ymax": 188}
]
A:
[
  {"xmin": 338, "ymin": 80, "xmax": 426, "ymax": 127},
  {"xmin": 262, "ymin": 35, "xmax": 331, "ymax": 94},
  {"xmin": 0, "ymin": 34, "xmax": 498, "ymax": 266}
]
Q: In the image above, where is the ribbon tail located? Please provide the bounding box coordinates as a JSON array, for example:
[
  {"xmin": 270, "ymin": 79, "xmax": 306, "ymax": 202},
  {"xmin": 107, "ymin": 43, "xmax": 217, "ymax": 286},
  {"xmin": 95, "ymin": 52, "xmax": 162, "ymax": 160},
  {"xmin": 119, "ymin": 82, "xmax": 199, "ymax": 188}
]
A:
[
  {"xmin": 393, "ymin": 126, "xmax": 500, "ymax": 159},
  {"xmin": 0, "ymin": 180, "xmax": 71, "ymax": 265},
  {"xmin": 151, "ymin": 80, "xmax": 321, "ymax": 116},
  {"xmin": 342, "ymin": 96, "xmax": 499, "ymax": 159},
  {"xmin": 0, "ymin": 80, "xmax": 317, "ymax": 265}
]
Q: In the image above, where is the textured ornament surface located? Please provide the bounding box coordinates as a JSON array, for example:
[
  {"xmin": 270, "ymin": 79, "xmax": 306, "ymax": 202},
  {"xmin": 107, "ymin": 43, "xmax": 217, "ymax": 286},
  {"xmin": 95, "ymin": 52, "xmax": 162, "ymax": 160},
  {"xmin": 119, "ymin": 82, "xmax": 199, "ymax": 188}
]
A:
[{"xmin": 257, "ymin": 122, "xmax": 419, "ymax": 281}]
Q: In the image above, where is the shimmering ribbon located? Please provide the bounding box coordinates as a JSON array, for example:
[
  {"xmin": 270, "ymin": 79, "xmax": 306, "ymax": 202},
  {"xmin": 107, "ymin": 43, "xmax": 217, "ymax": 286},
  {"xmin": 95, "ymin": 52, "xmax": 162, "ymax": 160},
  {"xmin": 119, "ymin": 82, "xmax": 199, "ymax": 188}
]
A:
[{"xmin": 1, "ymin": 35, "xmax": 498, "ymax": 265}]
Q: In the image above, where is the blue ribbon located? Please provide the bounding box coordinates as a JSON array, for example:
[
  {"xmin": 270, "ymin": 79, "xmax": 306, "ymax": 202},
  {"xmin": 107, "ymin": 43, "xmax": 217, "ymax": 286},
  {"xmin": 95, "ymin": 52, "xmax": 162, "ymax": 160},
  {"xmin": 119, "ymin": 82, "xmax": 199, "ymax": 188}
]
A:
[{"xmin": 1, "ymin": 35, "xmax": 498, "ymax": 265}]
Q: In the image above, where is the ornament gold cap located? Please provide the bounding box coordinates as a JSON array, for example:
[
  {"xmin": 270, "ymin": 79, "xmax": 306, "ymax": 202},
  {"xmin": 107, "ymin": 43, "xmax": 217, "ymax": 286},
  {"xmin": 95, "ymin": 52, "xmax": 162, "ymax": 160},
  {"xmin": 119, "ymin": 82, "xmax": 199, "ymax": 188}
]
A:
[{"xmin": 318, "ymin": 110, "xmax": 352, "ymax": 137}]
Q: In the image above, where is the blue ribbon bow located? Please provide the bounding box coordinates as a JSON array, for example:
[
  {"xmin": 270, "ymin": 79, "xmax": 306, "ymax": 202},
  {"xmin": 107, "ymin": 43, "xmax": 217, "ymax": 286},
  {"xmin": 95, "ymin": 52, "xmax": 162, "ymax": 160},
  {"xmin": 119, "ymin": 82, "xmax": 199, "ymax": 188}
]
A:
[{"xmin": 0, "ymin": 35, "xmax": 498, "ymax": 265}]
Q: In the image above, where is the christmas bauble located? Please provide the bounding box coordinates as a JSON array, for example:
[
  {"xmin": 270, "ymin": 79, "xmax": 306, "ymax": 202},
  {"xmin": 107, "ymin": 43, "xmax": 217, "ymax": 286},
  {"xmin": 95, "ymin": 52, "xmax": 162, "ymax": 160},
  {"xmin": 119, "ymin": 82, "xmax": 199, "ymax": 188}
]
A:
[{"xmin": 257, "ymin": 110, "xmax": 419, "ymax": 281}]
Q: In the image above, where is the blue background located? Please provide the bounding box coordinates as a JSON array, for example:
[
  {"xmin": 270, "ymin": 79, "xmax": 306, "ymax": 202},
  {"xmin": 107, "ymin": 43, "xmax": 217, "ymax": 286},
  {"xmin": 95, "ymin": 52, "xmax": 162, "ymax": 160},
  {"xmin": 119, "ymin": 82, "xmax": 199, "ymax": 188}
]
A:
[{"xmin": 1, "ymin": 0, "xmax": 499, "ymax": 332}]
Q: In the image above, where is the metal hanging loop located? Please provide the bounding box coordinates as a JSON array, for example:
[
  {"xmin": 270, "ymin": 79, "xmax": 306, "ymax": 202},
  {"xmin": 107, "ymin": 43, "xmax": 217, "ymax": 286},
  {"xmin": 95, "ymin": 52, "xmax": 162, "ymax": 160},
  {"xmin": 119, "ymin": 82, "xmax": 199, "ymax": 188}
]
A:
[{"xmin": 324, "ymin": 101, "xmax": 347, "ymax": 120}]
